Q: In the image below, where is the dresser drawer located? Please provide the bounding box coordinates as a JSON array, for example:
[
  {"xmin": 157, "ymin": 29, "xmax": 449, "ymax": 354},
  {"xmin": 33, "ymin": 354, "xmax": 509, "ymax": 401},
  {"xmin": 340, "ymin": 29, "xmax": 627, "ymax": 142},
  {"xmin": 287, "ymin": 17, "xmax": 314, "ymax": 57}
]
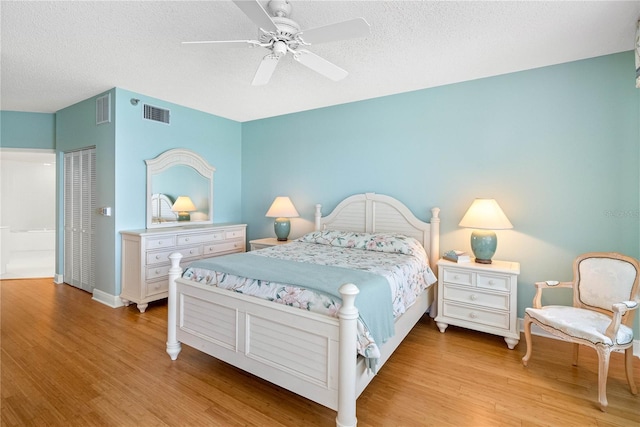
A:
[
  {"xmin": 477, "ymin": 273, "xmax": 510, "ymax": 292},
  {"xmin": 442, "ymin": 301, "xmax": 510, "ymax": 330},
  {"xmin": 204, "ymin": 241, "xmax": 244, "ymax": 256},
  {"xmin": 177, "ymin": 232, "xmax": 223, "ymax": 246},
  {"xmin": 225, "ymin": 229, "xmax": 245, "ymax": 240},
  {"xmin": 443, "ymin": 283, "xmax": 510, "ymax": 310},
  {"xmin": 144, "ymin": 279, "xmax": 168, "ymax": 297},
  {"xmin": 147, "ymin": 245, "xmax": 201, "ymax": 265},
  {"xmin": 146, "ymin": 236, "xmax": 176, "ymax": 250},
  {"xmin": 147, "ymin": 264, "xmax": 171, "ymax": 280},
  {"xmin": 442, "ymin": 268, "xmax": 473, "ymax": 286}
]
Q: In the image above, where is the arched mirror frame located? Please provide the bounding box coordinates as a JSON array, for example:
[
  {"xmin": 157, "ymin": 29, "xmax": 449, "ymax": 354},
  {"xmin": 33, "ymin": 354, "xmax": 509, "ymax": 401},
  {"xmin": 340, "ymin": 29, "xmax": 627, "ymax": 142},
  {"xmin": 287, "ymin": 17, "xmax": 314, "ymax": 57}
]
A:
[{"xmin": 146, "ymin": 148, "xmax": 215, "ymax": 229}]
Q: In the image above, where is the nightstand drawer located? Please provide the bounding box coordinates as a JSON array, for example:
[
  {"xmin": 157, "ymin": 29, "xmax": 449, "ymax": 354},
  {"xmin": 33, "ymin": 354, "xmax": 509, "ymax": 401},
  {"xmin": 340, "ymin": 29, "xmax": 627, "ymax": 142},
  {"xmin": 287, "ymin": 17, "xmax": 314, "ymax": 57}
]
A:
[
  {"xmin": 477, "ymin": 273, "xmax": 510, "ymax": 292},
  {"xmin": 442, "ymin": 301, "xmax": 510, "ymax": 330},
  {"xmin": 443, "ymin": 283, "xmax": 510, "ymax": 310},
  {"xmin": 442, "ymin": 268, "xmax": 473, "ymax": 286}
]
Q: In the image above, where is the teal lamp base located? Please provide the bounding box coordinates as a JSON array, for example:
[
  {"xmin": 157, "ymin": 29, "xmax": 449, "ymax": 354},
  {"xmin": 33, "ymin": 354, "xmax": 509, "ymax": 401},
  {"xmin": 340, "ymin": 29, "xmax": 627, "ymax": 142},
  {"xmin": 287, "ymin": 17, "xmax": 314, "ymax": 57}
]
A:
[
  {"xmin": 273, "ymin": 218, "xmax": 291, "ymax": 241},
  {"xmin": 470, "ymin": 230, "xmax": 497, "ymax": 264},
  {"xmin": 177, "ymin": 212, "xmax": 191, "ymax": 221}
]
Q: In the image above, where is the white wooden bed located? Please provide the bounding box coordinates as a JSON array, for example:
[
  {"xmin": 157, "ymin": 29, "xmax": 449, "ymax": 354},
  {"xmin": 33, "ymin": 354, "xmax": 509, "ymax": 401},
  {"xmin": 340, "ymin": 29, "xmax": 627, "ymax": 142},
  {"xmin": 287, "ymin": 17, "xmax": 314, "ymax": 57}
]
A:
[{"xmin": 166, "ymin": 193, "xmax": 440, "ymax": 427}]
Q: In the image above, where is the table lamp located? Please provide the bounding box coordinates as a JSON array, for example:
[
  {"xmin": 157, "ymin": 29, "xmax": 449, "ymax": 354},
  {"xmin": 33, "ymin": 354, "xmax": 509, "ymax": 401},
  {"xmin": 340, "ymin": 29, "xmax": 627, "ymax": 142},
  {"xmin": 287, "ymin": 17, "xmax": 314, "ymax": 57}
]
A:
[
  {"xmin": 458, "ymin": 198, "xmax": 513, "ymax": 264},
  {"xmin": 266, "ymin": 196, "xmax": 299, "ymax": 241},
  {"xmin": 172, "ymin": 196, "xmax": 196, "ymax": 221}
]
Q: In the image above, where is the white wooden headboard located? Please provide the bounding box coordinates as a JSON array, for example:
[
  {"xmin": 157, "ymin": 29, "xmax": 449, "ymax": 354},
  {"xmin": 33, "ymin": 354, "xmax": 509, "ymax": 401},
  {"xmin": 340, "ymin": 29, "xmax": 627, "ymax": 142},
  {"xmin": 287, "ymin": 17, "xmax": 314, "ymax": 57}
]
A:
[{"xmin": 314, "ymin": 193, "xmax": 440, "ymax": 268}]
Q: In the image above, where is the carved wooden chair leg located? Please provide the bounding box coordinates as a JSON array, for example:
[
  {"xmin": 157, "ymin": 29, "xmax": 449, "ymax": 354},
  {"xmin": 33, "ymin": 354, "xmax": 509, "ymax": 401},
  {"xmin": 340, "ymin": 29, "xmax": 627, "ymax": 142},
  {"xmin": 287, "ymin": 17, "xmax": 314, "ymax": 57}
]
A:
[
  {"xmin": 521, "ymin": 314, "xmax": 533, "ymax": 366},
  {"xmin": 596, "ymin": 347, "xmax": 611, "ymax": 412},
  {"xmin": 625, "ymin": 347, "xmax": 638, "ymax": 395}
]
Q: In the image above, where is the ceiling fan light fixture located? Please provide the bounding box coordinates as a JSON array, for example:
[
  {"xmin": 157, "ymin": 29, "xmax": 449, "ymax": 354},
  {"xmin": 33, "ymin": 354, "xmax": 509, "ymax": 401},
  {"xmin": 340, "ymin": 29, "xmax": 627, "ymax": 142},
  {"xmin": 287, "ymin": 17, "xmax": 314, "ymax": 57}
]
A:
[{"xmin": 272, "ymin": 40, "xmax": 288, "ymax": 57}]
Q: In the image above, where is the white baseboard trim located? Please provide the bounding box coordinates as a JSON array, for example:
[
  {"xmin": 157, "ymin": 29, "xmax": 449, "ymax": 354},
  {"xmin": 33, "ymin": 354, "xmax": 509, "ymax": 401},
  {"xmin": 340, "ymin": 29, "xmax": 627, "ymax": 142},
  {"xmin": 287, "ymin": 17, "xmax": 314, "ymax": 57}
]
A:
[
  {"xmin": 92, "ymin": 288, "xmax": 125, "ymax": 308},
  {"xmin": 54, "ymin": 274, "xmax": 64, "ymax": 284},
  {"xmin": 518, "ymin": 318, "xmax": 640, "ymax": 359}
]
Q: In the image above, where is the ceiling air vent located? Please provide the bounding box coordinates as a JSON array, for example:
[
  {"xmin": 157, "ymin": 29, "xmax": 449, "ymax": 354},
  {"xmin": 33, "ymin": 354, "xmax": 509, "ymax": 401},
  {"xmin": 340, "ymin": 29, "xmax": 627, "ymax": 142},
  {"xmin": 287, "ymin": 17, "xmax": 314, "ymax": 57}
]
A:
[
  {"xmin": 143, "ymin": 104, "xmax": 170, "ymax": 124},
  {"xmin": 96, "ymin": 94, "xmax": 111, "ymax": 125}
]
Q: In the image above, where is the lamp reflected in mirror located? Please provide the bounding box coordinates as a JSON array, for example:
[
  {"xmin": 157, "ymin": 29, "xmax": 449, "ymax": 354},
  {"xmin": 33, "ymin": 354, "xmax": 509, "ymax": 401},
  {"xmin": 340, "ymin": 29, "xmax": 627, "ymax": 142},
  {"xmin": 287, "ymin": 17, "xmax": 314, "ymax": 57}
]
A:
[{"xmin": 172, "ymin": 196, "xmax": 196, "ymax": 221}]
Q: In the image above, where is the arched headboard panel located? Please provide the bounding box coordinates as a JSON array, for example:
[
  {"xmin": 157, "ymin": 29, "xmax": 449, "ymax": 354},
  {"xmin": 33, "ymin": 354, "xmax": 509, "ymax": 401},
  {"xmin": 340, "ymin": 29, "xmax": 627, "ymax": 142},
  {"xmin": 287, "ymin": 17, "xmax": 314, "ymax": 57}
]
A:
[{"xmin": 314, "ymin": 193, "xmax": 440, "ymax": 268}]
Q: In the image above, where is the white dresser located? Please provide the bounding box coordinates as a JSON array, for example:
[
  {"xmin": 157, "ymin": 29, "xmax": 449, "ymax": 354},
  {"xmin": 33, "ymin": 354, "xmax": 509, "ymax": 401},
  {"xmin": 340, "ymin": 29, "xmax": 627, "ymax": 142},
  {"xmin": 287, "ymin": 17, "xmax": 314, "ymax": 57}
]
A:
[
  {"xmin": 120, "ymin": 223, "xmax": 247, "ymax": 312},
  {"xmin": 435, "ymin": 258, "xmax": 520, "ymax": 349}
]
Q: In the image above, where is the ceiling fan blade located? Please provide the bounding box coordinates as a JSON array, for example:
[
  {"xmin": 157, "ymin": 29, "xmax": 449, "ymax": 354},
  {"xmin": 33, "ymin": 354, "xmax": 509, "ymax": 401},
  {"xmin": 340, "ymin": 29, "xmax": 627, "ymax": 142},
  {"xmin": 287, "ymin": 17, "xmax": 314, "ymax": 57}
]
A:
[
  {"xmin": 182, "ymin": 40, "xmax": 260, "ymax": 48},
  {"xmin": 299, "ymin": 18, "xmax": 370, "ymax": 45},
  {"xmin": 293, "ymin": 49, "xmax": 348, "ymax": 81},
  {"xmin": 252, "ymin": 54, "xmax": 280, "ymax": 86},
  {"xmin": 233, "ymin": 0, "xmax": 278, "ymax": 33}
]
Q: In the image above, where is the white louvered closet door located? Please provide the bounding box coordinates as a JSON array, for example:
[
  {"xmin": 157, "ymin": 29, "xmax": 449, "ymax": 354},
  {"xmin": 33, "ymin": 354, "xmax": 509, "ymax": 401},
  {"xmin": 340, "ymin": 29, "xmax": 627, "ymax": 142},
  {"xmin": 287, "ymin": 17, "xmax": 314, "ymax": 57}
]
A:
[{"xmin": 63, "ymin": 148, "xmax": 96, "ymax": 292}]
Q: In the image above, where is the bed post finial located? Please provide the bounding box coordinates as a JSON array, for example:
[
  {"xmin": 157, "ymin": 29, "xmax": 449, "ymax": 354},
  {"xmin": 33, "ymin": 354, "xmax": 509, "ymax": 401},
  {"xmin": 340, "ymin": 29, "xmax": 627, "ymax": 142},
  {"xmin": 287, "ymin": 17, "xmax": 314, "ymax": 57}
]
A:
[
  {"xmin": 430, "ymin": 207, "xmax": 441, "ymax": 268},
  {"xmin": 315, "ymin": 204, "xmax": 322, "ymax": 231},
  {"xmin": 167, "ymin": 252, "xmax": 183, "ymax": 360}
]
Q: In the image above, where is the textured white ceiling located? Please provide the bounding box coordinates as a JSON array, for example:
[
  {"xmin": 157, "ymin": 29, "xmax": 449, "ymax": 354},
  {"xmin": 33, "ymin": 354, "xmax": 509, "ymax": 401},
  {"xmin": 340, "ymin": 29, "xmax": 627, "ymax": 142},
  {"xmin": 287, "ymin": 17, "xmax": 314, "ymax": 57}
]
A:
[{"xmin": 1, "ymin": 1, "xmax": 639, "ymax": 122}]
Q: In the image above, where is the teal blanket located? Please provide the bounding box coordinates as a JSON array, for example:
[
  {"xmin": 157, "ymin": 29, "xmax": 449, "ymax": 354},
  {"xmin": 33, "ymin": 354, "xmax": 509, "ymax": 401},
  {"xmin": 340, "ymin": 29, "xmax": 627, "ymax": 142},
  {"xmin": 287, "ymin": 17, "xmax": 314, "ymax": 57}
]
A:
[{"xmin": 189, "ymin": 253, "xmax": 394, "ymax": 345}]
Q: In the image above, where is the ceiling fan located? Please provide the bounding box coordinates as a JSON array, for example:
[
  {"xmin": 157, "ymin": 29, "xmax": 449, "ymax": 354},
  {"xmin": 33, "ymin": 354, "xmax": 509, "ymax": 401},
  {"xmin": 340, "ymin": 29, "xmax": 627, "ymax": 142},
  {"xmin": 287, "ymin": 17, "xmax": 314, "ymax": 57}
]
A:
[{"xmin": 183, "ymin": 0, "xmax": 370, "ymax": 85}]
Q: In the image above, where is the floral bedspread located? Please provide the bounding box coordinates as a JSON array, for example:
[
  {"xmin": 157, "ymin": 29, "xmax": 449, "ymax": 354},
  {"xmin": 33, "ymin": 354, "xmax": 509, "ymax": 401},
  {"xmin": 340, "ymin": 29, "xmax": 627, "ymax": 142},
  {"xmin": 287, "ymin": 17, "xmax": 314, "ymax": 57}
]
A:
[{"xmin": 182, "ymin": 231, "xmax": 437, "ymax": 363}]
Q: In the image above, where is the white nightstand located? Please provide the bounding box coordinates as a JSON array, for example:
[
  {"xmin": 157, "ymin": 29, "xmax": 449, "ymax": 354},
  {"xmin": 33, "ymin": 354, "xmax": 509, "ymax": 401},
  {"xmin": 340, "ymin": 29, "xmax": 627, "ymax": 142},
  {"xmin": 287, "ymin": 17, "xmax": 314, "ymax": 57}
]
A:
[
  {"xmin": 435, "ymin": 258, "xmax": 521, "ymax": 349},
  {"xmin": 249, "ymin": 237, "xmax": 292, "ymax": 251}
]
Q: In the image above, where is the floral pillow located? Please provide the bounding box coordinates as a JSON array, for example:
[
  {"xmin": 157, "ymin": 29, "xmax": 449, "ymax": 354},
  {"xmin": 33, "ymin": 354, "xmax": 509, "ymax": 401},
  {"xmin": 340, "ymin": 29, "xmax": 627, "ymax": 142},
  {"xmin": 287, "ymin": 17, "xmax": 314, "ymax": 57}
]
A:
[{"xmin": 298, "ymin": 230, "xmax": 427, "ymax": 259}]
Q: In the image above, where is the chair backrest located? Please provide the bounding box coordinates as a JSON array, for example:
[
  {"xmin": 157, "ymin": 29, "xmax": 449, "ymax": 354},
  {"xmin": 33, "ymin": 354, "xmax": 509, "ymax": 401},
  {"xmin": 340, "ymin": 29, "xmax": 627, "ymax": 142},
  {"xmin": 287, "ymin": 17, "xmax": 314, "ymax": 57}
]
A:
[{"xmin": 573, "ymin": 252, "xmax": 640, "ymax": 325}]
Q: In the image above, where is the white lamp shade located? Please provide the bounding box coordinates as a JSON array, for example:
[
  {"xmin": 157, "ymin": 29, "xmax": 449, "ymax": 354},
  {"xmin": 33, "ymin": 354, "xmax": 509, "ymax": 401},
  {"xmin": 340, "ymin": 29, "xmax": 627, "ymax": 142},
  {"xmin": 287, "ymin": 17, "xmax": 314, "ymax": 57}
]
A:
[
  {"xmin": 171, "ymin": 196, "xmax": 196, "ymax": 213},
  {"xmin": 266, "ymin": 196, "xmax": 299, "ymax": 218},
  {"xmin": 458, "ymin": 198, "xmax": 513, "ymax": 230}
]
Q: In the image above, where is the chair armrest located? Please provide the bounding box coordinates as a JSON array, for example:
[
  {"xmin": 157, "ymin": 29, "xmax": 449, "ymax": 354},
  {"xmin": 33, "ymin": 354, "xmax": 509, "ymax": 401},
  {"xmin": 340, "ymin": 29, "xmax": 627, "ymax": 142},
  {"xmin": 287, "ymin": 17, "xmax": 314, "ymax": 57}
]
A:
[
  {"xmin": 604, "ymin": 301, "xmax": 639, "ymax": 342},
  {"xmin": 532, "ymin": 281, "xmax": 574, "ymax": 308}
]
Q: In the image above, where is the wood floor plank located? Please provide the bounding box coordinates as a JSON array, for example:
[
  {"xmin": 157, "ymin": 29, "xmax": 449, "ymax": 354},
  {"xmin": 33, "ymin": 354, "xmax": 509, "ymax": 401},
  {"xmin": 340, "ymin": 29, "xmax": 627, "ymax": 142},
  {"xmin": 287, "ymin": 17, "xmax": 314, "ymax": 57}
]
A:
[{"xmin": 1, "ymin": 278, "xmax": 638, "ymax": 426}]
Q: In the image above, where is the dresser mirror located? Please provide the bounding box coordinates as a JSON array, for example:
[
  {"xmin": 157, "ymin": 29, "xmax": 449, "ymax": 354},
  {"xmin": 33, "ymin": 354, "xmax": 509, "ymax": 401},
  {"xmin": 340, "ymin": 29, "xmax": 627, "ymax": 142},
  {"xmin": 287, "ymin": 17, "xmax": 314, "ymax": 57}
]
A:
[{"xmin": 146, "ymin": 148, "xmax": 215, "ymax": 228}]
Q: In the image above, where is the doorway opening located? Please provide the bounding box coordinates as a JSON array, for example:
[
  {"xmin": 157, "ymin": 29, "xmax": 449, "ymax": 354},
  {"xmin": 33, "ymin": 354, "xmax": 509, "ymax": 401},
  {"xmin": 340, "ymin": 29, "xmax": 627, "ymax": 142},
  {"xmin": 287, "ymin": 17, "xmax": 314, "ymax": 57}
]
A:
[{"xmin": 0, "ymin": 149, "xmax": 56, "ymax": 279}]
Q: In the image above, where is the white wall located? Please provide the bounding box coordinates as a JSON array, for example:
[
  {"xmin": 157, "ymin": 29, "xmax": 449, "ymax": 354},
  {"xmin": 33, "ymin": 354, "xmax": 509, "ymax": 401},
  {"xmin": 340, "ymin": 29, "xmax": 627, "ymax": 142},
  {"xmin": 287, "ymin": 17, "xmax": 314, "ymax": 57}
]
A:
[{"xmin": 0, "ymin": 149, "xmax": 56, "ymax": 277}]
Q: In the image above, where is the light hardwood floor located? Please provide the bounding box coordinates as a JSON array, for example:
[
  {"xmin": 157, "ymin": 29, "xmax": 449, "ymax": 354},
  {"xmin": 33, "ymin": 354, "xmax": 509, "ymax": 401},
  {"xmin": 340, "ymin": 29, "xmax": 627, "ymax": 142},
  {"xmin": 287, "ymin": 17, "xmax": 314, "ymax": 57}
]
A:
[{"xmin": 1, "ymin": 278, "xmax": 638, "ymax": 426}]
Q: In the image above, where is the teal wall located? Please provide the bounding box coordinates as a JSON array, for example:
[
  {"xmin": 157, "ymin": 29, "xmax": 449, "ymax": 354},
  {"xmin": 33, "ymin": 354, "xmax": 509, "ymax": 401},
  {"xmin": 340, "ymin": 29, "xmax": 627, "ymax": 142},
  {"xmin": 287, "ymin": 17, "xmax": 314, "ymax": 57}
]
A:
[
  {"xmin": 56, "ymin": 90, "xmax": 117, "ymax": 296},
  {"xmin": 241, "ymin": 51, "xmax": 640, "ymax": 335},
  {"xmin": 0, "ymin": 111, "xmax": 55, "ymax": 149},
  {"xmin": 54, "ymin": 89, "xmax": 242, "ymax": 297}
]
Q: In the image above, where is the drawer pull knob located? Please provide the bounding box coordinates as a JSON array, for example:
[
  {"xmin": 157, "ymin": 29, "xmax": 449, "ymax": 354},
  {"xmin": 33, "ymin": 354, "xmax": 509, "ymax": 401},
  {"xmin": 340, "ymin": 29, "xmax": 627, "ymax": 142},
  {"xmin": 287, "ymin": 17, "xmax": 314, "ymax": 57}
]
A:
[
  {"xmin": 155, "ymin": 255, "xmax": 161, "ymax": 260},
  {"xmin": 190, "ymin": 250, "xmax": 194, "ymax": 254},
  {"xmin": 185, "ymin": 238, "xmax": 189, "ymax": 241},
  {"xmin": 155, "ymin": 269, "xmax": 160, "ymax": 274},
  {"xmin": 469, "ymin": 312, "xmax": 477, "ymax": 319},
  {"xmin": 488, "ymin": 280, "xmax": 495, "ymax": 285},
  {"xmin": 470, "ymin": 294, "xmax": 477, "ymax": 301},
  {"xmin": 453, "ymin": 275, "xmax": 459, "ymax": 280}
]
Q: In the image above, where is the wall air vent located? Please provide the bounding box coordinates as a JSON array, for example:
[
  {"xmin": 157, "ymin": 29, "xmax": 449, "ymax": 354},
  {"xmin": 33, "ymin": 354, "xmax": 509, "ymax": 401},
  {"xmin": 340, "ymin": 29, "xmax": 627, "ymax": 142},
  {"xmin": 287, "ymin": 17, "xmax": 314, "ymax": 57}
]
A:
[
  {"xmin": 143, "ymin": 104, "xmax": 170, "ymax": 125},
  {"xmin": 96, "ymin": 94, "xmax": 111, "ymax": 125}
]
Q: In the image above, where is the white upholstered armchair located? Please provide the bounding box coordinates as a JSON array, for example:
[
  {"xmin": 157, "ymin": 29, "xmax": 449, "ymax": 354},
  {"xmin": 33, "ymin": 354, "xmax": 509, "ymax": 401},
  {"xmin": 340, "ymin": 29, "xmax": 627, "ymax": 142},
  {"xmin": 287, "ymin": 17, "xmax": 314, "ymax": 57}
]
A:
[{"xmin": 521, "ymin": 252, "xmax": 639, "ymax": 411}]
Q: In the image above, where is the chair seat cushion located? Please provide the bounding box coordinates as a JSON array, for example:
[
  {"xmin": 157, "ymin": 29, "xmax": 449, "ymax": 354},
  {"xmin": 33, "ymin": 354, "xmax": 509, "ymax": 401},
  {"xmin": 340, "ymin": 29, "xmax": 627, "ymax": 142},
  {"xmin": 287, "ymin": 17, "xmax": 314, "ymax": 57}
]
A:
[{"xmin": 525, "ymin": 306, "xmax": 634, "ymax": 346}]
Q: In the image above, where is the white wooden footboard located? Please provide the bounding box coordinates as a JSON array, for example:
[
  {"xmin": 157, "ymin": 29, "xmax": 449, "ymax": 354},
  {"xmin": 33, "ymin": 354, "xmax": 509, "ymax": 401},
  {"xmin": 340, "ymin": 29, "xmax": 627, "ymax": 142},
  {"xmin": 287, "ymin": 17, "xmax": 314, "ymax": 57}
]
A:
[{"xmin": 167, "ymin": 253, "xmax": 361, "ymax": 427}]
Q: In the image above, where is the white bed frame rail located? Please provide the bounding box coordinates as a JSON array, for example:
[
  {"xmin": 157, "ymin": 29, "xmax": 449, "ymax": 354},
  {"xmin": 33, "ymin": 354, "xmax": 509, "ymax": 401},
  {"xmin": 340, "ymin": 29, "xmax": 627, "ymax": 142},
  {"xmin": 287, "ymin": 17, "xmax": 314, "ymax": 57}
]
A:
[{"xmin": 166, "ymin": 193, "xmax": 440, "ymax": 427}]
